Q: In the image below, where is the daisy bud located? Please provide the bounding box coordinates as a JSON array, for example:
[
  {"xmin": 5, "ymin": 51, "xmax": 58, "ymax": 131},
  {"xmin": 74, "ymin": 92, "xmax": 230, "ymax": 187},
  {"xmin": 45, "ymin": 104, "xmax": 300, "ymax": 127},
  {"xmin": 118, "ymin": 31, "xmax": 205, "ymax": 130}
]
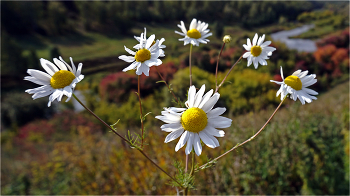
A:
[{"xmin": 223, "ymin": 35, "xmax": 232, "ymax": 43}]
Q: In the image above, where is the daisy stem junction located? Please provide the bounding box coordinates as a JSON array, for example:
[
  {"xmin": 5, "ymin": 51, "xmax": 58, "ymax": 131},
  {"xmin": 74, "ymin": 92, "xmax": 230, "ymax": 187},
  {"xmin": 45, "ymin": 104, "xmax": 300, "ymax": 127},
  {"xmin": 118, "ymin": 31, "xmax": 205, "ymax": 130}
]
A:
[
  {"xmin": 72, "ymin": 93, "xmax": 184, "ymax": 188},
  {"xmin": 197, "ymin": 96, "xmax": 287, "ymax": 171},
  {"xmin": 215, "ymin": 55, "xmax": 243, "ymax": 94},
  {"xmin": 137, "ymin": 75, "xmax": 145, "ymax": 149},
  {"xmin": 156, "ymin": 67, "xmax": 181, "ymax": 107},
  {"xmin": 215, "ymin": 43, "xmax": 226, "ymax": 92}
]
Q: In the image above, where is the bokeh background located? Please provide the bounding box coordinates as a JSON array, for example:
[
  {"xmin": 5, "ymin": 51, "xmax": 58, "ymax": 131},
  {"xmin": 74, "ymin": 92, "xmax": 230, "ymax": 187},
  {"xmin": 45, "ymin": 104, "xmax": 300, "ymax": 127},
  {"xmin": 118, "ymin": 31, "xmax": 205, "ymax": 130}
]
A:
[{"xmin": 1, "ymin": 1, "xmax": 349, "ymax": 195}]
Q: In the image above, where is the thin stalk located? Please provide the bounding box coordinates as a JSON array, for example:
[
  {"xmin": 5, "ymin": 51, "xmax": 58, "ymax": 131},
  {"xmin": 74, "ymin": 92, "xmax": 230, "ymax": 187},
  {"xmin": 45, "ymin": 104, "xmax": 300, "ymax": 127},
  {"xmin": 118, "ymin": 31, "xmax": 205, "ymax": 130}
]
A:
[
  {"xmin": 215, "ymin": 55, "xmax": 243, "ymax": 94},
  {"xmin": 137, "ymin": 75, "xmax": 145, "ymax": 149},
  {"xmin": 72, "ymin": 93, "xmax": 183, "ymax": 188},
  {"xmin": 189, "ymin": 44, "xmax": 193, "ymax": 86},
  {"xmin": 184, "ymin": 152, "xmax": 195, "ymax": 196},
  {"xmin": 215, "ymin": 43, "xmax": 226, "ymax": 92},
  {"xmin": 198, "ymin": 96, "xmax": 287, "ymax": 170},
  {"xmin": 156, "ymin": 67, "xmax": 181, "ymax": 107},
  {"xmin": 72, "ymin": 93, "xmax": 129, "ymax": 144}
]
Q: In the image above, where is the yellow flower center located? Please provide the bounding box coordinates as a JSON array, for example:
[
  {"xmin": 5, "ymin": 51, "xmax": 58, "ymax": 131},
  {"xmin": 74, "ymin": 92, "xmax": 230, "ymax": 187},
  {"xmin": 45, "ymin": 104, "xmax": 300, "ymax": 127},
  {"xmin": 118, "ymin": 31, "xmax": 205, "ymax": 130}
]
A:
[
  {"xmin": 50, "ymin": 70, "xmax": 76, "ymax": 89},
  {"xmin": 187, "ymin": 29, "xmax": 201, "ymax": 39},
  {"xmin": 284, "ymin": 75, "xmax": 302, "ymax": 91},
  {"xmin": 250, "ymin": 45, "xmax": 262, "ymax": 57},
  {"xmin": 181, "ymin": 108, "xmax": 208, "ymax": 133},
  {"xmin": 135, "ymin": 48, "xmax": 151, "ymax": 62}
]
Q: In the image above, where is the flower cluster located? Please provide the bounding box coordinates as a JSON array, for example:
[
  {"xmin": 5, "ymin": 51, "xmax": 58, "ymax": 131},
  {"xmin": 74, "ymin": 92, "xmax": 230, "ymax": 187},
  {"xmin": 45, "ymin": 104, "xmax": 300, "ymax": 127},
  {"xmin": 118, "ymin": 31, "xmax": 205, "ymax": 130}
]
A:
[{"xmin": 24, "ymin": 18, "xmax": 318, "ymax": 159}]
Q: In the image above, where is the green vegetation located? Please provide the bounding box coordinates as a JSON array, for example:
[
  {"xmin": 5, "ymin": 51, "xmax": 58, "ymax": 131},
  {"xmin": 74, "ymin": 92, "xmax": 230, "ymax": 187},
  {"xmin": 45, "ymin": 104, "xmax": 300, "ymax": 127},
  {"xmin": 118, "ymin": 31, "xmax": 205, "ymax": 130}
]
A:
[
  {"xmin": 1, "ymin": 81, "xmax": 348, "ymax": 194},
  {"xmin": 294, "ymin": 4, "xmax": 349, "ymax": 39},
  {"xmin": 1, "ymin": 1, "xmax": 349, "ymax": 194}
]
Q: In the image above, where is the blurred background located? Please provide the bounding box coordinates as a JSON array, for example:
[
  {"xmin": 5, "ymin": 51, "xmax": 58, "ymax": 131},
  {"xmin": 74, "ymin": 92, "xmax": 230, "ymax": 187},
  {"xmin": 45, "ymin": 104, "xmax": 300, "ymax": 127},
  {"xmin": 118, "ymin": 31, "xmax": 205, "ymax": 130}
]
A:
[{"xmin": 1, "ymin": 1, "xmax": 349, "ymax": 195}]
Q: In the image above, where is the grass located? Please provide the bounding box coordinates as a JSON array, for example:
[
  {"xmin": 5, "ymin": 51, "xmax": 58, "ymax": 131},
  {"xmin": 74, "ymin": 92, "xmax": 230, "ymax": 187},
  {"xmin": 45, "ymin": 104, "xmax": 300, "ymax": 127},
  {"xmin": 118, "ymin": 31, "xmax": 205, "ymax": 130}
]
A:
[{"xmin": 2, "ymin": 80, "xmax": 348, "ymax": 194}]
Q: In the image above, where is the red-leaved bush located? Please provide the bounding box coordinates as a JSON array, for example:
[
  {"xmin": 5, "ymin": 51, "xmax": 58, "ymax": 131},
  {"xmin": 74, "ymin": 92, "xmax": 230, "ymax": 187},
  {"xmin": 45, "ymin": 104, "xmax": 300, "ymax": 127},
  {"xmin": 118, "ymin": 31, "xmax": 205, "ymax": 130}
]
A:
[{"xmin": 99, "ymin": 62, "xmax": 178, "ymax": 103}]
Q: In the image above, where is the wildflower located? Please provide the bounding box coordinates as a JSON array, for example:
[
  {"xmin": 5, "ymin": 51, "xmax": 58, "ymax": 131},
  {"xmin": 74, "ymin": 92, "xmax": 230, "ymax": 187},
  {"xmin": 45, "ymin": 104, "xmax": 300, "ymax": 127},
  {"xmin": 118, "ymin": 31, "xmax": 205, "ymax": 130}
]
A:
[
  {"xmin": 134, "ymin": 28, "xmax": 166, "ymax": 57},
  {"xmin": 175, "ymin": 18, "xmax": 212, "ymax": 46},
  {"xmin": 156, "ymin": 84, "xmax": 232, "ymax": 156},
  {"xmin": 270, "ymin": 67, "xmax": 318, "ymax": 104},
  {"xmin": 223, "ymin": 35, "xmax": 232, "ymax": 43},
  {"xmin": 24, "ymin": 57, "xmax": 84, "ymax": 107},
  {"xmin": 119, "ymin": 29, "xmax": 163, "ymax": 76},
  {"xmin": 243, "ymin": 33, "xmax": 276, "ymax": 69}
]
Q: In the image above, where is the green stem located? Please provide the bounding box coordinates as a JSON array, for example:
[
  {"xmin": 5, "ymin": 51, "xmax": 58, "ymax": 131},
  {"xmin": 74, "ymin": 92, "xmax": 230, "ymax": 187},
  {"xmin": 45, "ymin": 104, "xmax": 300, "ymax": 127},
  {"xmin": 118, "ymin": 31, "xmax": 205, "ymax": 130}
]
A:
[
  {"xmin": 156, "ymin": 67, "xmax": 181, "ymax": 107},
  {"xmin": 137, "ymin": 75, "xmax": 145, "ymax": 149},
  {"xmin": 72, "ymin": 93, "xmax": 183, "ymax": 188},
  {"xmin": 215, "ymin": 43, "xmax": 226, "ymax": 92},
  {"xmin": 72, "ymin": 93, "xmax": 129, "ymax": 144},
  {"xmin": 198, "ymin": 96, "xmax": 287, "ymax": 170},
  {"xmin": 215, "ymin": 55, "xmax": 243, "ymax": 94},
  {"xmin": 185, "ymin": 152, "xmax": 195, "ymax": 196},
  {"xmin": 189, "ymin": 44, "xmax": 193, "ymax": 86}
]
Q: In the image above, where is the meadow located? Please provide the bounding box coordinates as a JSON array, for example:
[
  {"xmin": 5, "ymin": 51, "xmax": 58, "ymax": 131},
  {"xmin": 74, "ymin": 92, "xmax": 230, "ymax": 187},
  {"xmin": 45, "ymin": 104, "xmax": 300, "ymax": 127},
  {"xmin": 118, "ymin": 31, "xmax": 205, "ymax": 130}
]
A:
[{"xmin": 1, "ymin": 1, "xmax": 349, "ymax": 195}]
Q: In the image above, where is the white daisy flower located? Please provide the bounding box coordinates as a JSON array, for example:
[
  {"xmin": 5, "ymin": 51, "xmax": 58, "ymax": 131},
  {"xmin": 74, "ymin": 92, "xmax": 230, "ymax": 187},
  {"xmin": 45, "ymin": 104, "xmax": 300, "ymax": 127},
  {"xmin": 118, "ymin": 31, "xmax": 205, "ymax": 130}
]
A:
[
  {"xmin": 242, "ymin": 33, "xmax": 276, "ymax": 69},
  {"xmin": 156, "ymin": 84, "xmax": 232, "ymax": 156},
  {"xmin": 270, "ymin": 67, "xmax": 318, "ymax": 105},
  {"xmin": 24, "ymin": 57, "xmax": 84, "ymax": 107},
  {"xmin": 175, "ymin": 18, "xmax": 212, "ymax": 46},
  {"xmin": 118, "ymin": 30, "xmax": 163, "ymax": 76},
  {"xmin": 134, "ymin": 28, "xmax": 166, "ymax": 57}
]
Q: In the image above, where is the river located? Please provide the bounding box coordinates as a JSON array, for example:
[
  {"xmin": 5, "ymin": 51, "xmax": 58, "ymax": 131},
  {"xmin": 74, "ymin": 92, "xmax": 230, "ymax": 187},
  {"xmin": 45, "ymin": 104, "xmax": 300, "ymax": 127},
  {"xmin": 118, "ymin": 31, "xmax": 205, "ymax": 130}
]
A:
[{"xmin": 271, "ymin": 24, "xmax": 317, "ymax": 52}]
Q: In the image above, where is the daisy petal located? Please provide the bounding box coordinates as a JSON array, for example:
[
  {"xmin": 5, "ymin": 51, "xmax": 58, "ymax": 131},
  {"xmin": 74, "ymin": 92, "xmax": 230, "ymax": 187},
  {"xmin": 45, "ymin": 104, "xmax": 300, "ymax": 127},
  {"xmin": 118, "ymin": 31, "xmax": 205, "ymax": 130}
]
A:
[
  {"xmin": 119, "ymin": 55, "xmax": 135, "ymax": 63},
  {"xmin": 188, "ymin": 85, "xmax": 196, "ymax": 108},
  {"xmin": 24, "ymin": 76, "xmax": 49, "ymax": 86},
  {"xmin": 257, "ymin": 34, "xmax": 265, "ymax": 46},
  {"xmin": 175, "ymin": 131, "xmax": 190, "ymax": 152},
  {"xmin": 198, "ymin": 89, "xmax": 213, "ymax": 109},
  {"xmin": 124, "ymin": 46, "xmax": 136, "ymax": 55},
  {"xmin": 27, "ymin": 69, "xmax": 51, "ymax": 82},
  {"xmin": 208, "ymin": 116, "xmax": 232, "ymax": 128},
  {"xmin": 155, "ymin": 115, "xmax": 180, "ymax": 124},
  {"xmin": 165, "ymin": 128, "xmax": 185, "ymax": 143},
  {"xmin": 198, "ymin": 131, "xmax": 216, "ymax": 148},
  {"xmin": 189, "ymin": 18, "xmax": 197, "ymax": 30},
  {"xmin": 123, "ymin": 61, "xmax": 139, "ymax": 72},
  {"xmin": 185, "ymin": 132, "xmax": 195, "ymax": 155},
  {"xmin": 243, "ymin": 52, "xmax": 251, "ymax": 58},
  {"xmin": 201, "ymin": 93, "xmax": 220, "ymax": 113},
  {"xmin": 261, "ymin": 41, "xmax": 271, "ymax": 47},
  {"xmin": 193, "ymin": 84, "xmax": 206, "ymax": 107},
  {"xmin": 193, "ymin": 133, "xmax": 202, "ymax": 156},
  {"xmin": 53, "ymin": 58, "xmax": 67, "ymax": 71},
  {"xmin": 207, "ymin": 107, "xmax": 226, "ymax": 118},
  {"xmin": 40, "ymin": 58, "xmax": 58, "ymax": 76},
  {"xmin": 160, "ymin": 123, "xmax": 182, "ymax": 132},
  {"xmin": 252, "ymin": 33, "xmax": 258, "ymax": 46},
  {"xmin": 204, "ymin": 126, "xmax": 225, "ymax": 137}
]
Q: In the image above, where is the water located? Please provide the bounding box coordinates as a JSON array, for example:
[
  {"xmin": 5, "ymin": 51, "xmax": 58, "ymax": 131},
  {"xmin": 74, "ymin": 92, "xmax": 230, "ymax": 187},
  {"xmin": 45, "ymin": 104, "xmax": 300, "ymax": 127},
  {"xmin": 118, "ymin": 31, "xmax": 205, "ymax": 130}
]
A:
[{"xmin": 271, "ymin": 24, "xmax": 317, "ymax": 52}]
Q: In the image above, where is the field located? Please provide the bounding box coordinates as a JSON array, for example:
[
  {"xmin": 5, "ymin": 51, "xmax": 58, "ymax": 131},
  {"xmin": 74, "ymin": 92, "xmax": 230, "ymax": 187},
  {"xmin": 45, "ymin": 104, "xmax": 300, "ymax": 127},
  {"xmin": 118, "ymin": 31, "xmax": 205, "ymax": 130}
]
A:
[{"xmin": 1, "ymin": 1, "xmax": 349, "ymax": 195}]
